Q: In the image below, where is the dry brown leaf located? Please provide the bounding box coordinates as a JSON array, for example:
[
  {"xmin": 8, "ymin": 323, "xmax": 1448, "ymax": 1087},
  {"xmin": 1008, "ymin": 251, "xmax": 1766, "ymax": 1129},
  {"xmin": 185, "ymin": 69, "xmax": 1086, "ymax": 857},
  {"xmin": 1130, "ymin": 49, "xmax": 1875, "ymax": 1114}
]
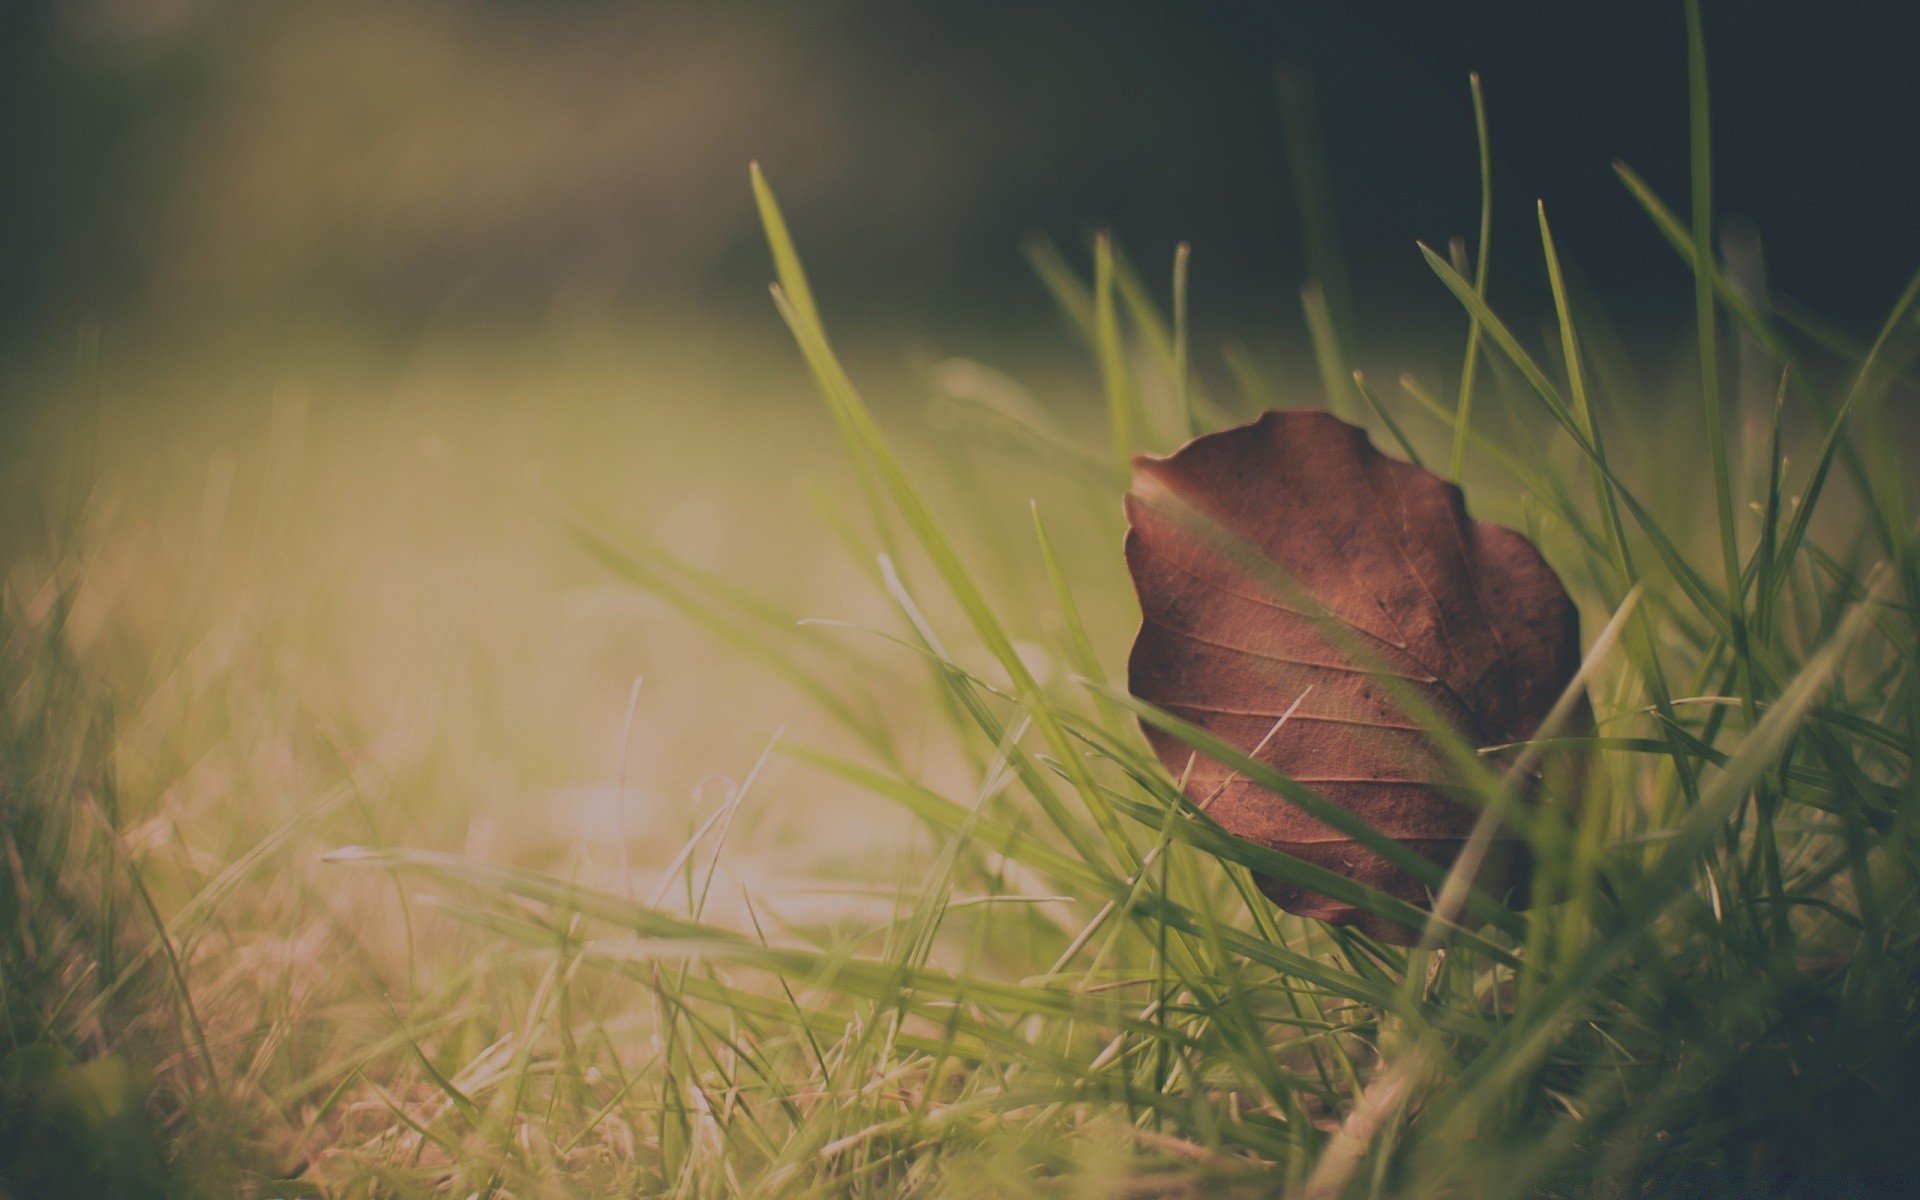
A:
[{"xmin": 1123, "ymin": 409, "xmax": 1582, "ymax": 944}]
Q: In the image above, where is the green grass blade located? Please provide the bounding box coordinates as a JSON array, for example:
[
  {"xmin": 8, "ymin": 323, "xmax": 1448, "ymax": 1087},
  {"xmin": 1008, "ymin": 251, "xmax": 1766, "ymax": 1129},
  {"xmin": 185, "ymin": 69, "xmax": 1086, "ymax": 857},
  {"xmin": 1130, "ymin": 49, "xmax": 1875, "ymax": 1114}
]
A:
[
  {"xmin": 1685, "ymin": 0, "xmax": 1751, "ymax": 705},
  {"xmin": 1538, "ymin": 201, "xmax": 1703, "ymax": 807},
  {"xmin": 757, "ymin": 171, "xmax": 1141, "ymax": 871},
  {"xmin": 1449, "ymin": 72, "xmax": 1493, "ymax": 483},
  {"xmin": 1350, "ymin": 370, "xmax": 1422, "ymax": 468},
  {"xmin": 1302, "ymin": 283, "xmax": 1357, "ymax": 423},
  {"xmin": 1023, "ymin": 234, "xmax": 1098, "ymax": 345},
  {"xmin": 1173, "ymin": 243, "xmax": 1196, "ymax": 440},
  {"xmin": 1095, "ymin": 234, "xmax": 1139, "ymax": 467},
  {"xmin": 751, "ymin": 162, "xmax": 822, "ymax": 336}
]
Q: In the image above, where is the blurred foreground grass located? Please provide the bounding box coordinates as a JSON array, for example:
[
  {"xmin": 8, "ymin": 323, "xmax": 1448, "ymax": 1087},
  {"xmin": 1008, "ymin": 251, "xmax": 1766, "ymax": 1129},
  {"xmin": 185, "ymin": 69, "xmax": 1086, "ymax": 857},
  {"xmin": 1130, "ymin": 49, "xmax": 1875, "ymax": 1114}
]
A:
[{"xmin": 0, "ymin": 309, "xmax": 1169, "ymax": 1195}]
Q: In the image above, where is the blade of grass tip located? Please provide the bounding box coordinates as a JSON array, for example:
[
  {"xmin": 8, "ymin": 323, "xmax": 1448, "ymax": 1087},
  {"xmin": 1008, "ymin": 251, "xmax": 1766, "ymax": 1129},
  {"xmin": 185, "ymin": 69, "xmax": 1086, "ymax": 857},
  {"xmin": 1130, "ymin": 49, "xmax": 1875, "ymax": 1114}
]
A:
[
  {"xmin": 1536, "ymin": 202, "xmax": 1627, "ymax": 591},
  {"xmin": 1111, "ymin": 241, "xmax": 1219, "ymax": 438},
  {"xmin": 1173, "ymin": 243, "xmax": 1195, "ymax": 440},
  {"xmin": 760, "ymin": 278, "xmax": 1002, "ymax": 686},
  {"xmin": 751, "ymin": 162, "xmax": 821, "ymax": 335},
  {"xmin": 1449, "ymin": 72, "xmax": 1494, "ymax": 484},
  {"xmin": 1350, "ymin": 371, "xmax": 1422, "ymax": 468},
  {"xmin": 1023, "ymin": 234, "xmax": 1098, "ymax": 345},
  {"xmin": 1302, "ymin": 283, "xmax": 1357, "ymax": 424},
  {"xmin": 1685, "ymin": 0, "xmax": 1751, "ymax": 702},
  {"xmin": 768, "ymin": 278, "xmax": 1139, "ymax": 874},
  {"xmin": 807, "ymin": 489, "xmax": 988, "ymax": 767},
  {"xmin": 1095, "ymin": 234, "xmax": 1139, "ymax": 467},
  {"xmin": 753, "ymin": 166, "xmax": 904, "ymax": 572}
]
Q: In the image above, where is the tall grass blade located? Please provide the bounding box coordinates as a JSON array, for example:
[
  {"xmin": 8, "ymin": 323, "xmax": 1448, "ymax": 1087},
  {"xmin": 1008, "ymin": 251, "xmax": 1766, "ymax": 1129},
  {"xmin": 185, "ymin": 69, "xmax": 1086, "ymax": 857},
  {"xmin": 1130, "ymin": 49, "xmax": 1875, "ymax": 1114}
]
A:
[
  {"xmin": 1449, "ymin": 73, "xmax": 1493, "ymax": 483},
  {"xmin": 1094, "ymin": 234, "xmax": 1140, "ymax": 467},
  {"xmin": 1685, "ymin": 0, "xmax": 1751, "ymax": 701},
  {"xmin": 1302, "ymin": 283, "xmax": 1357, "ymax": 423}
]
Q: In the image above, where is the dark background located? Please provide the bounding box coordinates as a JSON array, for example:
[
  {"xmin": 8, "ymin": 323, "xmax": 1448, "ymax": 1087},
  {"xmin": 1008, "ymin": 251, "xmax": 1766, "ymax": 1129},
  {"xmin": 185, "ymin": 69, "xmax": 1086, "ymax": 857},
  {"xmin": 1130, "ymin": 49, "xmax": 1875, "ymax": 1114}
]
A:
[{"xmin": 2, "ymin": 0, "xmax": 1916, "ymax": 355}]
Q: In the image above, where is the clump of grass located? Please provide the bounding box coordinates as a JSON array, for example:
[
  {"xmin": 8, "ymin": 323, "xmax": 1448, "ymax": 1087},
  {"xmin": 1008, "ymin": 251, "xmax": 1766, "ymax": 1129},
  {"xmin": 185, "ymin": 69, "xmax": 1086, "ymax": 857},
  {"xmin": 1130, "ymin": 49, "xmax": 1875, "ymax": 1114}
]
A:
[
  {"xmin": 339, "ymin": 40, "xmax": 1914, "ymax": 1199},
  {"xmin": 7, "ymin": 6, "xmax": 1919, "ymax": 1196},
  {"xmin": 0, "ymin": 559, "xmax": 176, "ymax": 1200}
]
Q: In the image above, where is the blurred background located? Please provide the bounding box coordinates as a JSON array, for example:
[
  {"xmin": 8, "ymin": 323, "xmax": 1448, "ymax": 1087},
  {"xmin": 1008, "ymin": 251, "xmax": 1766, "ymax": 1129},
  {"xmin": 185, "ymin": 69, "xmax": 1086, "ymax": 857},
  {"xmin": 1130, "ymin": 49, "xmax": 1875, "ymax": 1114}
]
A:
[{"xmin": 4, "ymin": 0, "xmax": 1919, "ymax": 356}]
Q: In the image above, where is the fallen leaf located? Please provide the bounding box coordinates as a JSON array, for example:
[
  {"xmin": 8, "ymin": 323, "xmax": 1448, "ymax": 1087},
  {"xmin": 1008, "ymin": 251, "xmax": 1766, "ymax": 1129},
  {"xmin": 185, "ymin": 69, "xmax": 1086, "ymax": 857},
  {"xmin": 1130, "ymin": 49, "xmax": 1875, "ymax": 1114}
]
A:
[{"xmin": 1124, "ymin": 409, "xmax": 1582, "ymax": 943}]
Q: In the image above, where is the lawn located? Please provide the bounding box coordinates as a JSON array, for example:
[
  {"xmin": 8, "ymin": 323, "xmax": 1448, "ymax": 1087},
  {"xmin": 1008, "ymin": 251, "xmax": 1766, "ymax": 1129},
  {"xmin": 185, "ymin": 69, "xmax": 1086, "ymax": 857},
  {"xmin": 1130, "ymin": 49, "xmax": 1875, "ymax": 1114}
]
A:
[{"xmin": 4, "ymin": 9, "xmax": 1918, "ymax": 1197}]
